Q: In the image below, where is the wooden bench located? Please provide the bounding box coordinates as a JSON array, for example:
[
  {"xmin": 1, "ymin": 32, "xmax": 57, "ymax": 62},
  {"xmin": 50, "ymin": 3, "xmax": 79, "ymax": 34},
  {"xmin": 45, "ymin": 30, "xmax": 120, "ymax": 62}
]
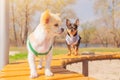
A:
[{"xmin": 0, "ymin": 54, "xmax": 98, "ymax": 80}]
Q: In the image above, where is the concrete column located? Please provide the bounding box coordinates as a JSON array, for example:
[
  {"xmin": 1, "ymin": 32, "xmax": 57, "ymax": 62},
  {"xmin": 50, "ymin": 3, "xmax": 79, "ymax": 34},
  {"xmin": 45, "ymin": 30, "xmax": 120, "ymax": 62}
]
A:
[{"xmin": 0, "ymin": 0, "xmax": 9, "ymax": 70}]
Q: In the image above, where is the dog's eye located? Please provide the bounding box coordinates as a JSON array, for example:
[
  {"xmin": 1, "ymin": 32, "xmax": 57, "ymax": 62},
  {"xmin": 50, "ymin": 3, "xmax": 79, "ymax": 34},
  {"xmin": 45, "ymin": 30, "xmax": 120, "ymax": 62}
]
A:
[
  {"xmin": 54, "ymin": 24, "xmax": 59, "ymax": 27},
  {"xmin": 73, "ymin": 26, "xmax": 77, "ymax": 29},
  {"xmin": 73, "ymin": 24, "xmax": 78, "ymax": 29}
]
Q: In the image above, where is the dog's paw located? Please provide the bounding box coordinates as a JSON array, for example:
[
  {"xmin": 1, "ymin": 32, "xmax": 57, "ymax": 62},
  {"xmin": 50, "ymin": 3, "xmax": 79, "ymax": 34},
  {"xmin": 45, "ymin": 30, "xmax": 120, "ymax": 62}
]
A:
[
  {"xmin": 67, "ymin": 53, "xmax": 71, "ymax": 56},
  {"xmin": 74, "ymin": 54, "xmax": 79, "ymax": 56},
  {"xmin": 45, "ymin": 69, "xmax": 53, "ymax": 76},
  {"xmin": 30, "ymin": 72, "xmax": 38, "ymax": 78},
  {"xmin": 74, "ymin": 52, "xmax": 79, "ymax": 56},
  {"xmin": 37, "ymin": 65, "xmax": 42, "ymax": 69}
]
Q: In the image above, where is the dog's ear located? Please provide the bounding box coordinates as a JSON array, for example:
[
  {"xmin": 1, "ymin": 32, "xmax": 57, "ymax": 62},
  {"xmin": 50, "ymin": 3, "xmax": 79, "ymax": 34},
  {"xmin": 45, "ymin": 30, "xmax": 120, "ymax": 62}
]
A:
[
  {"xmin": 75, "ymin": 19, "xmax": 79, "ymax": 26},
  {"xmin": 41, "ymin": 10, "xmax": 50, "ymax": 24},
  {"xmin": 66, "ymin": 19, "xmax": 71, "ymax": 27}
]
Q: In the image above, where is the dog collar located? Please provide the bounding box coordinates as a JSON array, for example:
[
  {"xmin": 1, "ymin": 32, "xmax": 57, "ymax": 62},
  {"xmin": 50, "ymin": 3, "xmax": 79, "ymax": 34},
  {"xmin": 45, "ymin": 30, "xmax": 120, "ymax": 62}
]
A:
[{"xmin": 28, "ymin": 40, "xmax": 52, "ymax": 56}]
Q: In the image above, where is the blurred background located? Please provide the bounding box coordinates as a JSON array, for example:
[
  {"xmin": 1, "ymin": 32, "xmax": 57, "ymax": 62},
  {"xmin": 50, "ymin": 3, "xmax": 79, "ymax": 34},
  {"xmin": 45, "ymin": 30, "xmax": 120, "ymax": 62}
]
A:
[{"xmin": 9, "ymin": 0, "xmax": 120, "ymax": 48}]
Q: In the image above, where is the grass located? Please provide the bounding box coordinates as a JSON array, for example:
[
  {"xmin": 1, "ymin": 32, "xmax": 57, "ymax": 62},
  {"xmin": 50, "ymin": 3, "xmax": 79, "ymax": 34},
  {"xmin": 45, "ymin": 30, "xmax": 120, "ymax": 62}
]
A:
[
  {"xmin": 53, "ymin": 47, "xmax": 67, "ymax": 55},
  {"xmin": 9, "ymin": 47, "xmax": 120, "ymax": 63},
  {"xmin": 9, "ymin": 53, "xmax": 27, "ymax": 62},
  {"xmin": 80, "ymin": 47, "xmax": 120, "ymax": 52},
  {"xmin": 9, "ymin": 47, "xmax": 67, "ymax": 63}
]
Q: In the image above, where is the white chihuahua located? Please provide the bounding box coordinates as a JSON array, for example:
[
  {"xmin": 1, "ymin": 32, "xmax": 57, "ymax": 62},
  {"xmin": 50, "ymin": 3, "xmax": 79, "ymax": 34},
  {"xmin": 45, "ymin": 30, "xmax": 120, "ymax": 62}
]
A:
[{"xmin": 26, "ymin": 10, "xmax": 64, "ymax": 78}]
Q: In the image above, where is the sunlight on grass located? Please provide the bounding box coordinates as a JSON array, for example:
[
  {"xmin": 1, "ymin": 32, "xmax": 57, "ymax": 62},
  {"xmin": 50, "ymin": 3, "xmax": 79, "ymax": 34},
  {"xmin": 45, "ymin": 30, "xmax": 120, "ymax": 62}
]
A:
[
  {"xmin": 80, "ymin": 48, "xmax": 120, "ymax": 52},
  {"xmin": 9, "ymin": 47, "xmax": 67, "ymax": 63},
  {"xmin": 9, "ymin": 47, "xmax": 120, "ymax": 63},
  {"xmin": 9, "ymin": 52, "xmax": 27, "ymax": 63},
  {"xmin": 53, "ymin": 47, "xmax": 67, "ymax": 55}
]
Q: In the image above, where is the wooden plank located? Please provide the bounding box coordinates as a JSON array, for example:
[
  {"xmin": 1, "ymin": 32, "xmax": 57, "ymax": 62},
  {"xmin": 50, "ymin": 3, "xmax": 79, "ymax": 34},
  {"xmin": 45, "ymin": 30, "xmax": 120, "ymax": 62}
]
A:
[
  {"xmin": 62, "ymin": 77, "xmax": 96, "ymax": 80},
  {"xmin": 0, "ymin": 54, "xmax": 103, "ymax": 80}
]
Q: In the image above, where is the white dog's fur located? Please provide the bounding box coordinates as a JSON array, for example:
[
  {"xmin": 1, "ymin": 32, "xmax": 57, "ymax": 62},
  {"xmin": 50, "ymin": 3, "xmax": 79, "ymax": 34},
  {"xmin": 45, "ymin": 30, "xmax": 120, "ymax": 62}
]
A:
[{"xmin": 26, "ymin": 10, "xmax": 63, "ymax": 78}]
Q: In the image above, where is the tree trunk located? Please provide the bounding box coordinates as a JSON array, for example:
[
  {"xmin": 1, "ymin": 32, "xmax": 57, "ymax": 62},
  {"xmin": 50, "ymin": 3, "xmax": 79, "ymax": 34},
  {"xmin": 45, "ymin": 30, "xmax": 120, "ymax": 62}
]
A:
[
  {"xmin": 22, "ymin": 2, "xmax": 29, "ymax": 45},
  {"xmin": 19, "ymin": 25, "xmax": 23, "ymax": 46},
  {"xmin": 11, "ymin": 3, "xmax": 17, "ymax": 46}
]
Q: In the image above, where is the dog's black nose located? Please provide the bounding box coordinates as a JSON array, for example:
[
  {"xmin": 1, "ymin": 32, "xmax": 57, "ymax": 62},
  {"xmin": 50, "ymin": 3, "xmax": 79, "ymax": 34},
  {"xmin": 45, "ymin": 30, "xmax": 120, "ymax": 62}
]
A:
[{"xmin": 61, "ymin": 28, "xmax": 64, "ymax": 32}]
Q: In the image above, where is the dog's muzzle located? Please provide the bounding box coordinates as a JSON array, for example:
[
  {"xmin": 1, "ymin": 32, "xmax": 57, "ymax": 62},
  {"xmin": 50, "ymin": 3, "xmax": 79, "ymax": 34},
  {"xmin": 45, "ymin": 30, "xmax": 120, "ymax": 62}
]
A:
[
  {"xmin": 61, "ymin": 28, "xmax": 64, "ymax": 32},
  {"xmin": 58, "ymin": 28, "xmax": 64, "ymax": 34}
]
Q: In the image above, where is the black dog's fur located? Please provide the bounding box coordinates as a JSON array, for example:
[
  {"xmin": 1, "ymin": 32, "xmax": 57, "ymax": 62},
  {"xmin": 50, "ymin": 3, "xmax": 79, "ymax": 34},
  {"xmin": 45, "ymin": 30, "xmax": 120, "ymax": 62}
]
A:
[{"xmin": 66, "ymin": 19, "xmax": 81, "ymax": 56}]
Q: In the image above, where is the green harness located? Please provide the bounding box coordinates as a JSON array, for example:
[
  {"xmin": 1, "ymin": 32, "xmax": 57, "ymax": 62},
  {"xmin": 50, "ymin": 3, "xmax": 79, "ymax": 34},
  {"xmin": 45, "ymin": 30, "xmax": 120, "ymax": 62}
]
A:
[{"xmin": 28, "ymin": 40, "xmax": 52, "ymax": 56}]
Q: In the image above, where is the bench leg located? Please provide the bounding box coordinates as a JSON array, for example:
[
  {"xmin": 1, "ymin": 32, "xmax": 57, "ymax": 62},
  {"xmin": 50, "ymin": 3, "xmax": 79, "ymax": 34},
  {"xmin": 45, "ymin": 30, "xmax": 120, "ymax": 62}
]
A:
[{"xmin": 82, "ymin": 60, "xmax": 88, "ymax": 76}]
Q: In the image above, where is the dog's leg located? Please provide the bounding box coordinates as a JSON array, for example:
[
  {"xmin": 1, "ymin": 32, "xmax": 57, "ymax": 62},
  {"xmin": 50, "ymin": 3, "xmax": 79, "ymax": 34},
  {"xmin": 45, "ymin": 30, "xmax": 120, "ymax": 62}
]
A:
[
  {"xmin": 28, "ymin": 52, "xmax": 38, "ymax": 78},
  {"xmin": 74, "ymin": 46, "xmax": 79, "ymax": 56},
  {"xmin": 45, "ymin": 50, "xmax": 53, "ymax": 76},
  {"xmin": 74, "ymin": 38, "xmax": 80, "ymax": 56},
  {"xmin": 67, "ymin": 45, "xmax": 72, "ymax": 56},
  {"xmin": 37, "ymin": 58, "xmax": 43, "ymax": 69}
]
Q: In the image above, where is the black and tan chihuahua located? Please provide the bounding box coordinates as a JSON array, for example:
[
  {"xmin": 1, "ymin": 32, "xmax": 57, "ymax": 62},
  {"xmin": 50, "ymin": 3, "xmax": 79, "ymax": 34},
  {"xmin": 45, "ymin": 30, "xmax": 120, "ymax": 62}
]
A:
[{"xmin": 65, "ymin": 19, "xmax": 81, "ymax": 56}]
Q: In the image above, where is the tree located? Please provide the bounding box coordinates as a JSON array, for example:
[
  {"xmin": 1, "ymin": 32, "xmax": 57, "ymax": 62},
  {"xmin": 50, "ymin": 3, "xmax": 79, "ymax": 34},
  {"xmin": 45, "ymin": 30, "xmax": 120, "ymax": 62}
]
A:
[
  {"xmin": 94, "ymin": 0, "xmax": 120, "ymax": 47},
  {"xmin": 15, "ymin": 0, "xmax": 40, "ymax": 45},
  {"xmin": 10, "ymin": 0, "xmax": 18, "ymax": 46},
  {"xmin": 81, "ymin": 22, "xmax": 96, "ymax": 47},
  {"xmin": 95, "ymin": 26, "xmax": 110, "ymax": 47}
]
